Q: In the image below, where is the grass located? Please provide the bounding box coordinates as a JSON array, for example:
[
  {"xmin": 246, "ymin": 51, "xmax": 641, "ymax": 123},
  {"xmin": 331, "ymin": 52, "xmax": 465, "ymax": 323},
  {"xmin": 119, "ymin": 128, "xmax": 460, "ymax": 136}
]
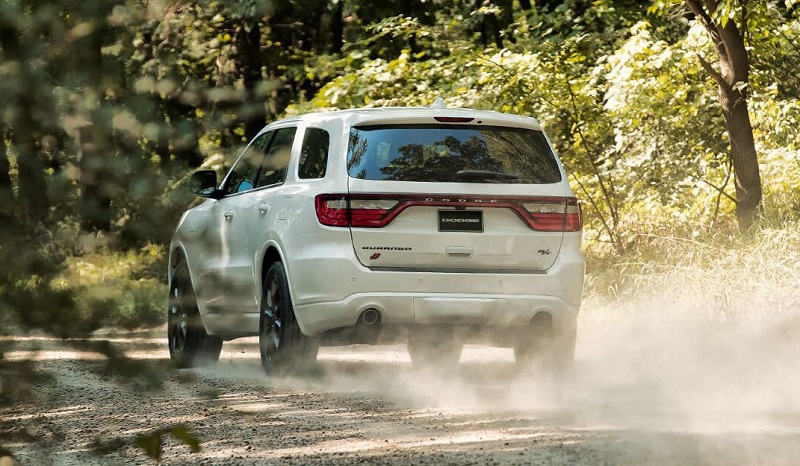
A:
[
  {"xmin": 584, "ymin": 219, "xmax": 800, "ymax": 323},
  {"xmin": 53, "ymin": 243, "xmax": 167, "ymax": 332}
]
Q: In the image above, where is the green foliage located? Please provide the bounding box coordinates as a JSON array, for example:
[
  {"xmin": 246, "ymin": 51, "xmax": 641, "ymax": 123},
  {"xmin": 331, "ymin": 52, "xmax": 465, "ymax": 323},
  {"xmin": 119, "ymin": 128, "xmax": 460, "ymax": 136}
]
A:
[
  {"xmin": 135, "ymin": 425, "xmax": 201, "ymax": 463},
  {"xmin": 0, "ymin": 218, "xmax": 166, "ymax": 337},
  {"xmin": 57, "ymin": 243, "xmax": 168, "ymax": 331},
  {"xmin": 88, "ymin": 423, "xmax": 201, "ymax": 462}
]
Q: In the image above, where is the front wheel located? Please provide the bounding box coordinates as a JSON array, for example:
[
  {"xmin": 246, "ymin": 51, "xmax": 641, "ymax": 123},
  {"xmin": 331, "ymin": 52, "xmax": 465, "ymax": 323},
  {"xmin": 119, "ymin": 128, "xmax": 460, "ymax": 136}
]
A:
[
  {"xmin": 259, "ymin": 262, "xmax": 318, "ymax": 374},
  {"xmin": 167, "ymin": 259, "xmax": 223, "ymax": 368}
]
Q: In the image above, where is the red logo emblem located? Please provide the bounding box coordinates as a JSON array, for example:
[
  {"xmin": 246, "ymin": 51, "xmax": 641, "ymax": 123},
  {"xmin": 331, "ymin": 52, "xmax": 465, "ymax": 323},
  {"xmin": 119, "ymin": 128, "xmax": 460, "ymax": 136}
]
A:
[{"xmin": 369, "ymin": 253, "xmax": 381, "ymax": 260}]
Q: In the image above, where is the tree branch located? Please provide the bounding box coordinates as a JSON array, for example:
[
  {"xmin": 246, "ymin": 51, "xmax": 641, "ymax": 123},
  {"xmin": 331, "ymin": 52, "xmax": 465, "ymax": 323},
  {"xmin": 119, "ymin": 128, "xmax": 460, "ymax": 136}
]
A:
[
  {"xmin": 695, "ymin": 52, "xmax": 728, "ymax": 89},
  {"xmin": 685, "ymin": 0, "xmax": 730, "ymax": 69},
  {"xmin": 692, "ymin": 173, "xmax": 737, "ymax": 204},
  {"xmin": 710, "ymin": 160, "xmax": 734, "ymax": 227}
]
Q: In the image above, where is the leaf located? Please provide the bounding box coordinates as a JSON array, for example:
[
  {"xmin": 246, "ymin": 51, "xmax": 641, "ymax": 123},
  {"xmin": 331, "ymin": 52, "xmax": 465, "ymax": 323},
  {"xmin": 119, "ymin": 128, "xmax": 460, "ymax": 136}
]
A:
[
  {"xmin": 170, "ymin": 426, "xmax": 201, "ymax": 453},
  {"xmin": 135, "ymin": 433, "xmax": 162, "ymax": 461}
]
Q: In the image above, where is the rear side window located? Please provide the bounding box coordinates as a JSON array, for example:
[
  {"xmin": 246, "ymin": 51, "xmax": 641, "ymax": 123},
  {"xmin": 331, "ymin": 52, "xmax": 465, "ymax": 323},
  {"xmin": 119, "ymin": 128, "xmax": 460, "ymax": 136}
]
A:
[
  {"xmin": 255, "ymin": 127, "xmax": 296, "ymax": 188},
  {"xmin": 298, "ymin": 127, "xmax": 330, "ymax": 179},
  {"xmin": 346, "ymin": 125, "xmax": 561, "ymax": 183}
]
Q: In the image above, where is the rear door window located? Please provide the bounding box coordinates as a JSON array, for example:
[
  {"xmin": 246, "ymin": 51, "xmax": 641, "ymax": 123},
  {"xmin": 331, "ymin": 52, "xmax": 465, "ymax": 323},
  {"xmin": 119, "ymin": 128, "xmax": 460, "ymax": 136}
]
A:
[
  {"xmin": 255, "ymin": 127, "xmax": 296, "ymax": 188},
  {"xmin": 346, "ymin": 125, "xmax": 561, "ymax": 183}
]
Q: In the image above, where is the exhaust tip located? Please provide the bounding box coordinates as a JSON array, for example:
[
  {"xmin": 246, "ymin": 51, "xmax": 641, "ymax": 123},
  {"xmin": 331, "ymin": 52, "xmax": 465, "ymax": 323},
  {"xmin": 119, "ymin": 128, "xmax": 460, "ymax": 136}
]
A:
[
  {"xmin": 360, "ymin": 309, "xmax": 381, "ymax": 326},
  {"xmin": 531, "ymin": 311, "xmax": 552, "ymax": 328}
]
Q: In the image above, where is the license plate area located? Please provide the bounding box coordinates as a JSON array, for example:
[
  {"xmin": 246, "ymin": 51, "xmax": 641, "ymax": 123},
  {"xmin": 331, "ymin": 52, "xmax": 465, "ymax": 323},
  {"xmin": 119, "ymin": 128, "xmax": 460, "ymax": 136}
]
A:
[{"xmin": 438, "ymin": 210, "xmax": 483, "ymax": 232}]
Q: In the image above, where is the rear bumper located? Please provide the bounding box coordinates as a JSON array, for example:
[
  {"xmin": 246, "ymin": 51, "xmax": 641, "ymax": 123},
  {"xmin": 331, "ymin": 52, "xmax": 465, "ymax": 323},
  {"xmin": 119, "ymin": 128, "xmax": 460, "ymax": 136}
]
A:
[
  {"xmin": 287, "ymin": 231, "xmax": 584, "ymax": 338},
  {"xmin": 295, "ymin": 292, "xmax": 580, "ymax": 337}
]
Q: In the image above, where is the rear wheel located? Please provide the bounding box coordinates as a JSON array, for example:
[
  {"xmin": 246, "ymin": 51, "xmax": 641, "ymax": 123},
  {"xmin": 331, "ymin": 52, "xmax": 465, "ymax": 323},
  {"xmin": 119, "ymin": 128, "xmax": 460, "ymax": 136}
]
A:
[
  {"xmin": 407, "ymin": 328, "xmax": 462, "ymax": 367},
  {"xmin": 259, "ymin": 262, "xmax": 318, "ymax": 374},
  {"xmin": 167, "ymin": 259, "xmax": 223, "ymax": 368}
]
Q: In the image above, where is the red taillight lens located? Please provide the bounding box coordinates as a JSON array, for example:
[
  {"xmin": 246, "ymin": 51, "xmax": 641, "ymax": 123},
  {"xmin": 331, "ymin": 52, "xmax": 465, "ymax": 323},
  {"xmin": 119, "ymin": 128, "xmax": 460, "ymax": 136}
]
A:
[
  {"xmin": 564, "ymin": 198, "xmax": 583, "ymax": 232},
  {"xmin": 433, "ymin": 116, "xmax": 475, "ymax": 123},
  {"xmin": 315, "ymin": 195, "xmax": 349, "ymax": 226},
  {"xmin": 315, "ymin": 195, "xmax": 401, "ymax": 227},
  {"xmin": 316, "ymin": 194, "xmax": 582, "ymax": 231},
  {"xmin": 521, "ymin": 197, "xmax": 582, "ymax": 232},
  {"xmin": 349, "ymin": 199, "xmax": 400, "ymax": 227}
]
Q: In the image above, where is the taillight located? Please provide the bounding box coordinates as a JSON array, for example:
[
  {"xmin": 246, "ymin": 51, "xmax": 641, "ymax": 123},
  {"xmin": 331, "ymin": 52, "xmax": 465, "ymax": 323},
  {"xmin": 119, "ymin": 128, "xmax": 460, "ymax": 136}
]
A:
[
  {"xmin": 564, "ymin": 198, "xmax": 583, "ymax": 231},
  {"xmin": 349, "ymin": 199, "xmax": 400, "ymax": 227},
  {"xmin": 433, "ymin": 116, "xmax": 475, "ymax": 123},
  {"xmin": 315, "ymin": 194, "xmax": 582, "ymax": 231},
  {"xmin": 522, "ymin": 197, "xmax": 582, "ymax": 232},
  {"xmin": 315, "ymin": 195, "xmax": 349, "ymax": 226},
  {"xmin": 315, "ymin": 195, "xmax": 401, "ymax": 227}
]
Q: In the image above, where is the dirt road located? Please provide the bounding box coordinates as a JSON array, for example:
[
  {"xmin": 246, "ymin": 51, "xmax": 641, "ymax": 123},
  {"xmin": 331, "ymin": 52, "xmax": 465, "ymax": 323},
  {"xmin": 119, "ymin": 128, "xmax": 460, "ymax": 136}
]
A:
[{"xmin": 2, "ymin": 314, "xmax": 800, "ymax": 465}]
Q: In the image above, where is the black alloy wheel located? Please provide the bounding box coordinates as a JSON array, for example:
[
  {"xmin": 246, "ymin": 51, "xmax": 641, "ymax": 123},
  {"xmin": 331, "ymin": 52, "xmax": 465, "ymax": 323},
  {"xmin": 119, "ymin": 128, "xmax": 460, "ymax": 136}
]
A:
[
  {"xmin": 168, "ymin": 259, "xmax": 223, "ymax": 368},
  {"xmin": 259, "ymin": 262, "xmax": 318, "ymax": 374}
]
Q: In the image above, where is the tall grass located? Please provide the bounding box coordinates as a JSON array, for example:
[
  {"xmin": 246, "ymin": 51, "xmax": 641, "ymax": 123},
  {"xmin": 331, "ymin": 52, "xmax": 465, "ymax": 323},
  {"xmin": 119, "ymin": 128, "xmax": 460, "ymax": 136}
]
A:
[{"xmin": 584, "ymin": 219, "xmax": 800, "ymax": 323}]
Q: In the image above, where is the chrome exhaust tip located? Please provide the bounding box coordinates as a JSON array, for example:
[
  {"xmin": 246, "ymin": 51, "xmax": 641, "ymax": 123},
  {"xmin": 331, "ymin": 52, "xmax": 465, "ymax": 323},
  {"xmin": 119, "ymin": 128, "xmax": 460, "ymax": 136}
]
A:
[{"xmin": 359, "ymin": 309, "xmax": 381, "ymax": 326}]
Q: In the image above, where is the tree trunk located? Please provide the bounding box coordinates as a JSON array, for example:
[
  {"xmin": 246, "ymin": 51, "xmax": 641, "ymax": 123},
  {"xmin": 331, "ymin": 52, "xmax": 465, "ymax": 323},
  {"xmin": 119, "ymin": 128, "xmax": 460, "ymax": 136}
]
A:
[
  {"xmin": 0, "ymin": 127, "xmax": 13, "ymax": 215},
  {"xmin": 719, "ymin": 81, "xmax": 762, "ymax": 229},
  {"xmin": 77, "ymin": 5, "xmax": 113, "ymax": 232},
  {"xmin": 79, "ymin": 125, "xmax": 113, "ymax": 232},
  {"xmin": 685, "ymin": 0, "xmax": 763, "ymax": 230},
  {"xmin": 237, "ymin": 21, "xmax": 266, "ymax": 141},
  {"xmin": 330, "ymin": 0, "xmax": 344, "ymax": 54},
  {"xmin": 0, "ymin": 14, "xmax": 49, "ymax": 223}
]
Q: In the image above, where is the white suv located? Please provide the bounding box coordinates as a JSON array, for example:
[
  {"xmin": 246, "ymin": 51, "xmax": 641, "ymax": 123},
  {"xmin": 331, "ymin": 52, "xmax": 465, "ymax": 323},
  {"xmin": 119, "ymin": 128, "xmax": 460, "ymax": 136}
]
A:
[{"xmin": 168, "ymin": 101, "xmax": 585, "ymax": 375}]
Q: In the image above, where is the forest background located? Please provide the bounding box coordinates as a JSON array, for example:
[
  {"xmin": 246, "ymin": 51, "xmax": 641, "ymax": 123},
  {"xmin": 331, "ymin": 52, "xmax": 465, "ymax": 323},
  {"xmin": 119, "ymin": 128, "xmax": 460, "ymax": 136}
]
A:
[{"xmin": 0, "ymin": 0, "xmax": 799, "ymax": 387}]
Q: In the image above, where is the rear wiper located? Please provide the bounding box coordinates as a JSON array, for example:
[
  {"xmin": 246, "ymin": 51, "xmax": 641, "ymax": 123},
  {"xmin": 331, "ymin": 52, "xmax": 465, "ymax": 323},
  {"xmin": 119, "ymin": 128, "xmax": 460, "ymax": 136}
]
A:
[{"xmin": 456, "ymin": 170, "xmax": 520, "ymax": 182}]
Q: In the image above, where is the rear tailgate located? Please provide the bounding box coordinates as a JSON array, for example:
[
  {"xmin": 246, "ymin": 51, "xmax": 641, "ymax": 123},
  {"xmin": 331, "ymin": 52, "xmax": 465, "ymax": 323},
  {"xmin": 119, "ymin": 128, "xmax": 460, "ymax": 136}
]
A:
[
  {"xmin": 312, "ymin": 120, "xmax": 582, "ymax": 273},
  {"xmin": 343, "ymin": 182, "xmax": 570, "ymax": 272}
]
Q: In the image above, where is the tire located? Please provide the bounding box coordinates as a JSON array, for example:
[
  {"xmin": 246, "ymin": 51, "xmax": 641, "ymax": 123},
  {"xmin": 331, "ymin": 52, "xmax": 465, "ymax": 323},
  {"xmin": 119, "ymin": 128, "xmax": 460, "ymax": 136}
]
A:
[
  {"xmin": 407, "ymin": 329, "xmax": 462, "ymax": 367},
  {"xmin": 167, "ymin": 259, "xmax": 223, "ymax": 368},
  {"xmin": 259, "ymin": 262, "xmax": 318, "ymax": 374}
]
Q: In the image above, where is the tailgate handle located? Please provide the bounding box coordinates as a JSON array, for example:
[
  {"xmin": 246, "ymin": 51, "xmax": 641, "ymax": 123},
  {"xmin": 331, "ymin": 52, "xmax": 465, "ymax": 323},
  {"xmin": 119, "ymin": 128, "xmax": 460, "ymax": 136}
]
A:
[{"xmin": 446, "ymin": 246, "xmax": 473, "ymax": 259}]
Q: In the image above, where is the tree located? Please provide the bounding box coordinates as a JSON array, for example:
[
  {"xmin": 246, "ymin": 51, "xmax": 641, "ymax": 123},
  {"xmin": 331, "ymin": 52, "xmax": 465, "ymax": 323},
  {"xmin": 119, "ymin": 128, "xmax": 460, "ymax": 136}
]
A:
[
  {"xmin": 0, "ymin": 126, "xmax": 12, "ymax": 215},
  {"xmin": 0, "ymin": 3, "xmax": 50, "ymax": 224},
  {"xmin": 683, "ymin": 0, "xmax": 763, "ymax": 230},
  {"xmin": 74, "ymin": 1, "xmax": 115, "ymax": 232}
]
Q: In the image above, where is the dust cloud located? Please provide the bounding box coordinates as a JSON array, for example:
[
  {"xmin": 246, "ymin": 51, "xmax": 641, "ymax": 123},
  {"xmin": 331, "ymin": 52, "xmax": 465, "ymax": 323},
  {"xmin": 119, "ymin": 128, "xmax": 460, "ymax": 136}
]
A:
[
  {"xmin": 183, "ymin": 269, "xmax": 800, "ymax": 465},
  {"xmin": 292, "ymin": 288, "xmax": 800, "ymax": 437}
]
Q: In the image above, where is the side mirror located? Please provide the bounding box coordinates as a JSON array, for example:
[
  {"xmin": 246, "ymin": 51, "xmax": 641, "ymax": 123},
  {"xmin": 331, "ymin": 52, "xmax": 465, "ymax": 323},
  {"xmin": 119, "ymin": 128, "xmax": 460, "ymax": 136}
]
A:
[{"xmin": 188, "ymin": 170, "xmax": 221, "ymax": 198}]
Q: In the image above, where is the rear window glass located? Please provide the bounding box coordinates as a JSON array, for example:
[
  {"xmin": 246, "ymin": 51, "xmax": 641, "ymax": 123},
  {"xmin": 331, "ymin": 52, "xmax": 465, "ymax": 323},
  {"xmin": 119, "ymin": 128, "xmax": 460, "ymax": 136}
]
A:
[{"xmin": 346, "ymin": 124, "xmax": 561, "ymax": 183}]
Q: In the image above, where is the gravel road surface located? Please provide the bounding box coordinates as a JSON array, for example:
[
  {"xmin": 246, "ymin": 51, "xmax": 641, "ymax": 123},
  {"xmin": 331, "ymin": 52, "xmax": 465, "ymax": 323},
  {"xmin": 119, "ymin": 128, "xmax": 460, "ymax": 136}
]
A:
[{"xmin": 2, "ymin": 314, "xmax": 799, "ymax": 465}]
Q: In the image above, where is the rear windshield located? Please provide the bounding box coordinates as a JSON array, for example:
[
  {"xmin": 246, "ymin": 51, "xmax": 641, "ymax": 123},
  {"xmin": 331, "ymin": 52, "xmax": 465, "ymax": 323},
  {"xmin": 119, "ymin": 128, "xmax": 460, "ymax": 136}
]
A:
[{"xmin": 346, "ymin": 124, "xmax": 562, "ymax": 183}]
